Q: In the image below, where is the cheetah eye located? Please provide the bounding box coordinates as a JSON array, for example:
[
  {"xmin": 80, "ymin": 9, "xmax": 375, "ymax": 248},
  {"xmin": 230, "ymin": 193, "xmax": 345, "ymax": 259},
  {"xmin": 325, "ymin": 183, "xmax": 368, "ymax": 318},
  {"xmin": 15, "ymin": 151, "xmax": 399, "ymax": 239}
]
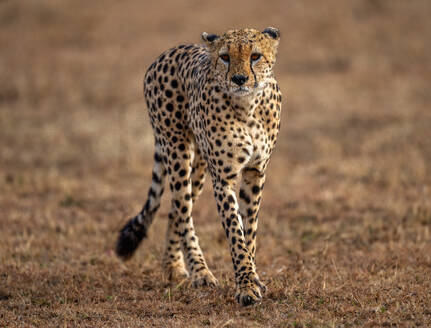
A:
[
  {"xmin": 219, "ymin": 54, "xmax": 230, "ymax": 63},
  {"xmin": 250, "ymin": 53, "xmax": 261, "ymax": 62}
]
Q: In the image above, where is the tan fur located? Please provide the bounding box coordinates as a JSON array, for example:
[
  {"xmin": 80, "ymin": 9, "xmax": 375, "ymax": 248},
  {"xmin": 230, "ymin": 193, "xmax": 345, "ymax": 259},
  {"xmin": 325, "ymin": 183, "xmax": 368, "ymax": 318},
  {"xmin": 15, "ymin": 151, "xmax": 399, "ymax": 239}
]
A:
[{"xmin": 116, "ymin": 28, "xmax": 282, "ymax": 306}]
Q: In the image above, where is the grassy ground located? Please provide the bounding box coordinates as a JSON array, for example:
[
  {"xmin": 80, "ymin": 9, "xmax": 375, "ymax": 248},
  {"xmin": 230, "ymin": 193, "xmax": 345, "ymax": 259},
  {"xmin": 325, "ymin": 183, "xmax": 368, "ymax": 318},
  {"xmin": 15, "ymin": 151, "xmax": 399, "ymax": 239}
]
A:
[{"xmin": 1, "ymin": 0, "xmax": 431, "ymax": 326}]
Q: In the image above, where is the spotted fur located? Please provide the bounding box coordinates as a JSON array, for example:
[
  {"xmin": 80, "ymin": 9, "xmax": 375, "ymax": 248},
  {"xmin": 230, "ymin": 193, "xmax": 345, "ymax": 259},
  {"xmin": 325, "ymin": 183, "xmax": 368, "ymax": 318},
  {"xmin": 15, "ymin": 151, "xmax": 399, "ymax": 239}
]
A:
[{"xmin": 116, "ymin": 27, "xmax": 282, "ymax": 306}]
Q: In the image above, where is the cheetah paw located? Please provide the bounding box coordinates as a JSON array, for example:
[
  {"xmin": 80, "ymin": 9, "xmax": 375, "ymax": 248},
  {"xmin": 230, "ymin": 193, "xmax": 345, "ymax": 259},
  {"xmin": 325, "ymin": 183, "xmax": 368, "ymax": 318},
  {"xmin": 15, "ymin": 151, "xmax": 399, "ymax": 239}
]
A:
[
  {"xmin": 164, "ymin": 263, "xmax": 189, "ymax": 282},
  {"xmin": 190, "ymin": 269, "xmax": 218, "ymax": 288},
  {"xmin": 235, "ymin": 277, "xmax": 266, "ymax": 306}
]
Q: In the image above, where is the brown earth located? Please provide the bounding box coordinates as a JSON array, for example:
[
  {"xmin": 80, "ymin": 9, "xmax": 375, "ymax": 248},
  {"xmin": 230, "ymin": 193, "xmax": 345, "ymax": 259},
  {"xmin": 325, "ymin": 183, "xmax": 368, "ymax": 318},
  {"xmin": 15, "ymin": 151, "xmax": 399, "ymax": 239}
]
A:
[{"xmin": 1, "ymin": 0, "xmax": 431, "ymax": 327}]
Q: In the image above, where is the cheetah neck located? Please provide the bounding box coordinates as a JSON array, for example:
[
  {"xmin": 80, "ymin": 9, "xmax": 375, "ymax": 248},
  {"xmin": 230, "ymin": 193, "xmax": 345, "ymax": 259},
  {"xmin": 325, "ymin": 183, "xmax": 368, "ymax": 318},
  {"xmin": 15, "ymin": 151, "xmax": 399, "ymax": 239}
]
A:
[{"xmin": 230, "ymin": 87, "xmax": 264, "ymax": 121}]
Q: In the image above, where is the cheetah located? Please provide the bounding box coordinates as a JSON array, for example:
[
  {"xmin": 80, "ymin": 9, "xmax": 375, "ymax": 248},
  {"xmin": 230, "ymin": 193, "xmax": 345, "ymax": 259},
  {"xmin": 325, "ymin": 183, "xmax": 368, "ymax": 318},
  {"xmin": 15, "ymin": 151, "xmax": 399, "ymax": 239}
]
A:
[{"xmin": 116, "ymin": 27, "xmax": 282, "ymax": 306}]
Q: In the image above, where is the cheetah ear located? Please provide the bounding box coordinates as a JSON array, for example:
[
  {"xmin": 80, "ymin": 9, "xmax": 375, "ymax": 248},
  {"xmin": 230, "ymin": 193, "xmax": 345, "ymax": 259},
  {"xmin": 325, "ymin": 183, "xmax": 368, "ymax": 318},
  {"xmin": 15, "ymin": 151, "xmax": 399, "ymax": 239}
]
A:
[
  {"xmin": 202, "ymin": 32, "xmax": 220, "ymax": 45},
  {"xmin": 262, "ymin": 27, "xmax": 280, "ymax": 41}
]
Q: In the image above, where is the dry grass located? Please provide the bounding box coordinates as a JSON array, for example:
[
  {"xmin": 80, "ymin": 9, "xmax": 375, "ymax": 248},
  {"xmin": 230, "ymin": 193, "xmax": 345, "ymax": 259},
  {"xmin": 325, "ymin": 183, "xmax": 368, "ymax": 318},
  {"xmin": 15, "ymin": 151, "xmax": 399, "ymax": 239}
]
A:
[{"xmin": 1, "ymin": 0, "xmax": 431, "ymax": 327}]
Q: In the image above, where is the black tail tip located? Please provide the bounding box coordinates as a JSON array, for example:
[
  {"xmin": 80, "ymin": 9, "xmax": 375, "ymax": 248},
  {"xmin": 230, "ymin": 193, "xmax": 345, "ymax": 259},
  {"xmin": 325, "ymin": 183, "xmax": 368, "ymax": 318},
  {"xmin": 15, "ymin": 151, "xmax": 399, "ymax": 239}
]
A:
[{"xmin": 115, "ymin": 220, "xmax": 147, "ymax": 261}]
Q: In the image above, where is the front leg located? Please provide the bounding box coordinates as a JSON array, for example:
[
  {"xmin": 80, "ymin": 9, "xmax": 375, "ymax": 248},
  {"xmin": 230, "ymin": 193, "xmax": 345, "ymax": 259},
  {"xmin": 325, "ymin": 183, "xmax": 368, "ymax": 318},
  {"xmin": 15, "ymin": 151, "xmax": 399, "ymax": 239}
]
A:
[
  {"xmin": 212, "ymin": 178, "xmax": 266, "ymax": 306},
  {"xmin": 238, "ymin": 168, "xmax": 266, "ymax": 262}
]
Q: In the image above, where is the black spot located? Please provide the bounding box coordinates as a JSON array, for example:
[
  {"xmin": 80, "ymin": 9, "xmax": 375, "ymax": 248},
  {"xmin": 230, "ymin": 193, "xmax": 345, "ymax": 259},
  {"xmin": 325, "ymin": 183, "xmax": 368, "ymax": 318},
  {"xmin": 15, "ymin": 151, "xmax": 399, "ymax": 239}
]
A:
[
  {"xmin": 181, "ymin": 206, "xmax": 188, "ymax": 214},
  {"xmin": 227, "ymin": 195, "xmax": 235, "ymax": 203},
  {"xmin": 152, "ymin": 170, "xmax": 162, "ymax": 183},
  {"xmin": 165, "ymin": 90, "xmax": 173, "ymax": 98},
  {"xmin": 154, "ymin": 153, "xmax": 162, "ymax": 162},
  {"xmin": 178, "ymin": 144, "xmax": 185, "ymax": 151},
  {"xmin": 242, "ymin": 148, "xmax": 250, "ymax": 156},
  {"xmin": 252, "ymin": 185, "xmax": 260, "ymax": 194},
  {"xmin": 179, "ymin": 169, "xmax": 186, "ymax": 177},
  {"xmin": 239, "ymin": 189, "xmax": 251, "ymax": 204},
  {"xmin": 166, "ymin": 103, "xmax": 174, "ymax": 112},
  {"xmin": 171, "ymin": 80, "xmax": 178, "ymax": 88},
  {"xmin": 164, "ymin": 118, "xmax": 171, "ymax": 126},
  {"xmin": 177, "ymin": 95, "xmax": 184, "ymax": 102},
  {"xmin": 223, "ymin": 202, "xmax": 230, "ymax": 211},
  {"xmin": 175, "ymin": 182, "xmax": 181, "ymax": 190}
]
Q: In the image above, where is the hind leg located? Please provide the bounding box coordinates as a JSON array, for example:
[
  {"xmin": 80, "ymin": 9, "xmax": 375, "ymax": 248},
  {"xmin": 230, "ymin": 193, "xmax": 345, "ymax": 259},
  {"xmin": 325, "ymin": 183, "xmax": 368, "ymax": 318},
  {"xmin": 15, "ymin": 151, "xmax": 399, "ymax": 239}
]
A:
[
  {"xmin": 164, "ymin": 141, "xmax": 217, "ymax": 287},
  {"xmin": 161, "ymin": 145, "xmax": 189, "ymax": 281},
  {"xmin": 191, "ymin": 148, "xmax": 207, "ymax": 203},
  {"xmin": 163, "ymin": 147, "xmax": 208, "ymax": 281},
  {"xmin": 162, "ymin": 208, "xmax": 189, "ymax": 281}
]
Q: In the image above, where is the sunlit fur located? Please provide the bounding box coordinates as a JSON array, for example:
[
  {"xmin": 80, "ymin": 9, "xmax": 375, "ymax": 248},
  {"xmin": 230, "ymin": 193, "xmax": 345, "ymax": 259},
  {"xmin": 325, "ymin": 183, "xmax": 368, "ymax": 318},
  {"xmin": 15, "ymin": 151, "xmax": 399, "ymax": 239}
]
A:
[
  {"xmin": 204, "ymin": 28, "xmax": 279, "ymax": 101},
  {"xmin": 117, "ymin": 27, "xmax": 282, "ymax": 306}
]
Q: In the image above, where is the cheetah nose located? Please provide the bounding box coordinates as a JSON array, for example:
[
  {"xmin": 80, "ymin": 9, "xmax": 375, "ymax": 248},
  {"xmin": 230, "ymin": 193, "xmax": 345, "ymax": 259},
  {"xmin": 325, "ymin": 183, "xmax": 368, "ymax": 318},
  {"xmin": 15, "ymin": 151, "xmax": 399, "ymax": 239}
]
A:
[{"xmin": 231, "ymin": 74, "xmax": 249, "ymax": 86}]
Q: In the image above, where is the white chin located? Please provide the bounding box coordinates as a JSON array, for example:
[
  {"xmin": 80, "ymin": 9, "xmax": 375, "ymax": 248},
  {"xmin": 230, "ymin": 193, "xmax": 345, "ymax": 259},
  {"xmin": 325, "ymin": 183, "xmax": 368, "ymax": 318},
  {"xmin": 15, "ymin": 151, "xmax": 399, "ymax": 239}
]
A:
[
  {"xmin": 231, "ymin": 82, "xmax": 266, "ymax": 97},
  {"xmin": 231, "ymin": 88, "xmax": 253, "ymax": 97}
]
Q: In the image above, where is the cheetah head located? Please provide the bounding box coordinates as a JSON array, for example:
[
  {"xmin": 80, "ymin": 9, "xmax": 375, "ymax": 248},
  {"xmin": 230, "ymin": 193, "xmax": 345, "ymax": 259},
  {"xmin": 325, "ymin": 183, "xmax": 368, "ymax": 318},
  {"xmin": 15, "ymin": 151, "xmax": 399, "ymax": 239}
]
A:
[{"xmin": 202, "ymin": 27, "xmax": 280, "ymax": 99}]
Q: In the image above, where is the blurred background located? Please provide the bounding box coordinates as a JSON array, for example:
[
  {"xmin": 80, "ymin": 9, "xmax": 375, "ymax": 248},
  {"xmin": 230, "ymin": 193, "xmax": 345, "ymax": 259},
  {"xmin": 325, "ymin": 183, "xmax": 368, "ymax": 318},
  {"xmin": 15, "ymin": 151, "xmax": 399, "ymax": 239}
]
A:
[{"xmin": 1, "ymin": 0, "xmax": 430, "ymax": 326}]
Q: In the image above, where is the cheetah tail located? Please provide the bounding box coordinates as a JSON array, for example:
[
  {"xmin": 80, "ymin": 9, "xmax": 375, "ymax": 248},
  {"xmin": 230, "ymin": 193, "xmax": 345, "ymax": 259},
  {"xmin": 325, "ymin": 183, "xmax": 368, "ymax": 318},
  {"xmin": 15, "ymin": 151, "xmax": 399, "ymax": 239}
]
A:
[{"xmin": 115, "ymin": 151, "xmax": 166, "ymax": 261}]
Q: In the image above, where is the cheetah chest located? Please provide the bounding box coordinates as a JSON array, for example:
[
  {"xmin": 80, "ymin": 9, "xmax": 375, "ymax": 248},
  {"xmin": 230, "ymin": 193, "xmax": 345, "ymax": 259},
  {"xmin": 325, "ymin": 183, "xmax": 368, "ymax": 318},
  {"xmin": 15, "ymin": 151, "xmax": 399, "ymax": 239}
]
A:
[{"xmin": 242, "ymin": 117, "xmax": 277, "ymax": 168}]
